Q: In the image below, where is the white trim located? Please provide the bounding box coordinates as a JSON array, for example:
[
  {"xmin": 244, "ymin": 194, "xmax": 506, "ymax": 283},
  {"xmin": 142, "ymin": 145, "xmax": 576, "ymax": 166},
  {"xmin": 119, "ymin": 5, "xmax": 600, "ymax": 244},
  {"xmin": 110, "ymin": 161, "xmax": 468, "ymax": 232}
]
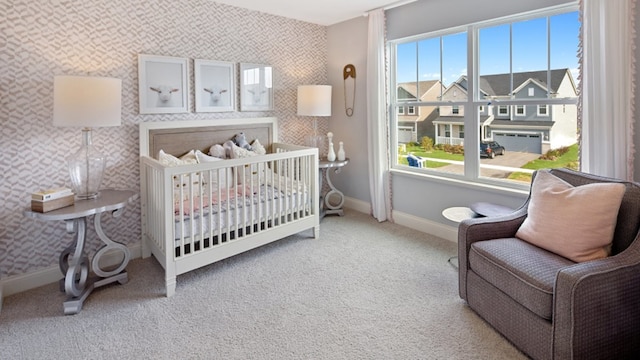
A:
[
  {"xmin": 344, "ymin": 196, "xmax": 458, "ymax": 243},
  {"xmin": 392, "ymin": 210, "xmax": 458, "ymax": 243},
  {"xmin": 344, "ymin": 196, "xmax": 371, "ymax": 214},
  {"xmin": 0, "ymin": 243, "xmax": 142, "ymax": 300}
]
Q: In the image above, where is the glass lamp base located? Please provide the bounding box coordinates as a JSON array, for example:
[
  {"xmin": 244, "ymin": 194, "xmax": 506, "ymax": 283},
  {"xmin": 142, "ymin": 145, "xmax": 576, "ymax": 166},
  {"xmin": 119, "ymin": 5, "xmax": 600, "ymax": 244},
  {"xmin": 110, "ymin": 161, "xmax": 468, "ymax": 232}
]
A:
[
  {"xmin": 68, "ymin": 129, "xmax": 106, "ymax": 199},
  {"xmin": 305, "ymin": 135, "xmax": 327, "ymax": 160}
]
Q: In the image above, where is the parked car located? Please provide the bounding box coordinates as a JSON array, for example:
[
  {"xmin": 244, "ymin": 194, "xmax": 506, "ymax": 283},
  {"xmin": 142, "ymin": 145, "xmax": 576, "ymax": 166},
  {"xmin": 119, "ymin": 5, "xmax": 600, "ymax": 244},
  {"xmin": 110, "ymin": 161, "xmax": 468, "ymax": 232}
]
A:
[{"xmin": 480, "ymin": 141, "xmax": 506, "ymax": 159}]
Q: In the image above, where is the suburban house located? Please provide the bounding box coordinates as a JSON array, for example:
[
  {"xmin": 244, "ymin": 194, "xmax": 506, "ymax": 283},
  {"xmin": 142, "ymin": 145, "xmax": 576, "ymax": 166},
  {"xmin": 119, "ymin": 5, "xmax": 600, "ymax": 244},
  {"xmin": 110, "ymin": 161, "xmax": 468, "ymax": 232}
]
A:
[
  {"xmin": 396, "ymin": 80, "xmax": 442, "ymax": 143},
  {"xmin": 433, "ymin": 68, "xmax": 578, "ymax": 154}
]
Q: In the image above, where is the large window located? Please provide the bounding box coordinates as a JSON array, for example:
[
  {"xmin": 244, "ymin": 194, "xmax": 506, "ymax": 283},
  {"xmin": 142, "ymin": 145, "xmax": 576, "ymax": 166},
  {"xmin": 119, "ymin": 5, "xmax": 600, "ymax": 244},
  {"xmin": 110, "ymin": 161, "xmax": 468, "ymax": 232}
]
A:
[{"xmin": 390, "ymin": 4, "xmax": 579, "ymax": 187}]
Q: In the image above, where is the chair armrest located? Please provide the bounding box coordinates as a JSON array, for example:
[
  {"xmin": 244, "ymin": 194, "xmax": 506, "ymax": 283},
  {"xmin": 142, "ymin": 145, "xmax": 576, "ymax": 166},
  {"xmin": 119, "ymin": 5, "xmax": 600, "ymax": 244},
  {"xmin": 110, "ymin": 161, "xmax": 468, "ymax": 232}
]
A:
[
  {"xmin": 458, "ymin": 206, "xmax": 527, "ymax": 300},
  {"xmin": 553, "ymin": 235, "xmax": 640, "ymax": 358}
]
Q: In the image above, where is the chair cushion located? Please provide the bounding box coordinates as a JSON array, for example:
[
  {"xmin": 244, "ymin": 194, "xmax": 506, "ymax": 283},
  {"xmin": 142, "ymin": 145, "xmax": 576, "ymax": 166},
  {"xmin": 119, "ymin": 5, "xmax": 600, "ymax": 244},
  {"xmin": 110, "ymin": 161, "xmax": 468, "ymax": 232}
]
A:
[
  {"xmin": 516, "ymin": 170, "xmax": 626, "ymax": 262},
  {"xmin": 469, "ymin": 237, "xmax": 575, "ymax": 320}
]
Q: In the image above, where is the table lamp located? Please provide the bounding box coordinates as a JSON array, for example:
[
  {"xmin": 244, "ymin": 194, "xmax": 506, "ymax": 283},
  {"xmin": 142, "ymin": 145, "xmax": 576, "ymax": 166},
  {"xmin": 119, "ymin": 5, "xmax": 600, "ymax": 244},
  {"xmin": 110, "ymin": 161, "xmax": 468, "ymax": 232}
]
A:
[
  {"xmin": 53, "ymin": 75, "xmax": 122, "ymax": 199},
  {"xmin": 297, "ymin": 85, "xmax": 332, "ymax": 158}
]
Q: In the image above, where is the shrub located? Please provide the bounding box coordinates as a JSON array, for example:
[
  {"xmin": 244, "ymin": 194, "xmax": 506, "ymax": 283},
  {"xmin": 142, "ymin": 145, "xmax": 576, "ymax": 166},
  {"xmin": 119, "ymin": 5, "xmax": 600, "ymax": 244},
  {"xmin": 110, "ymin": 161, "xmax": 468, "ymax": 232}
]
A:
[
  {"xmin": 420, "ymin": 136, "xmax": 434, "ymax": 151},
  {"xmin": 540, "ymin": 146, "xmax": 570, "ymax": 160}
]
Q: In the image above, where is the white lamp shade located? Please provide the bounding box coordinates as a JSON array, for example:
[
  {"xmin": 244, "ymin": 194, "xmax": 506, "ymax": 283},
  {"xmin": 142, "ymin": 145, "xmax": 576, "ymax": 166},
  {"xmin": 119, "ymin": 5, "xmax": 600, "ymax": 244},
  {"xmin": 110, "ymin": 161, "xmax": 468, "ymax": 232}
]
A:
[
  {"xmin": 297, "ymin": 85, "xmax": 332, "ymax": 116},
  {"xmin": 53, "ymin": 75, "xmax": 122, "ymax": 127}
]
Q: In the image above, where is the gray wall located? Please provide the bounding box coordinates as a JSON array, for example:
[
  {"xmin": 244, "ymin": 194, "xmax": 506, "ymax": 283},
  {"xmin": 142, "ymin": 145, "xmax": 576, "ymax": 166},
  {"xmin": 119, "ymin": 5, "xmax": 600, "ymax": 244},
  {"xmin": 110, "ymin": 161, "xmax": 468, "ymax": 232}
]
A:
[{"xmin": 327, "ymin": 0, "xmax": 640, "ymax": 226}]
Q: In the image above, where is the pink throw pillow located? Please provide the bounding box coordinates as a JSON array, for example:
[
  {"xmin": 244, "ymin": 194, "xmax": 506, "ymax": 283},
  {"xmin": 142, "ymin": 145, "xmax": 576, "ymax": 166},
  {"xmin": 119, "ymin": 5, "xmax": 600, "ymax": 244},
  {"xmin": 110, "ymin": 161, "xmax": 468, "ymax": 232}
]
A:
[{"xmin": 515, "ymin": 171, "xmax": 625, "ymax": 262}]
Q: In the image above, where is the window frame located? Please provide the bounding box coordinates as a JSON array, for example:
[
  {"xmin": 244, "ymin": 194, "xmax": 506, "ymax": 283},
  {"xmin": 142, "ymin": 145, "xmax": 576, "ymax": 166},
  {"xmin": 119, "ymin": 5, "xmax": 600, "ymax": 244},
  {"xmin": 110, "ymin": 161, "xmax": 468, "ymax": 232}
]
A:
[{"xmin": 388, "ymin": 3, "xmax": 579, "ymax": 190}]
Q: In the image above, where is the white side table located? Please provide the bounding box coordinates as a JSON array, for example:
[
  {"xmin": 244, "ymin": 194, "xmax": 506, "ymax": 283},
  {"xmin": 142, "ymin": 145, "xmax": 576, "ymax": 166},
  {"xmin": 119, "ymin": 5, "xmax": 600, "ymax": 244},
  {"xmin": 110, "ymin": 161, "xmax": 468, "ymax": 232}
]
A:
[
  {"xmin": 318, "ymin": 158, "xmax": 349, "ymax": 219},
  {"xmin": 443, "ymin": 203, "xmax": 515, "ymax": 269},
  {"xmin": 24, "ymin": 189, "xmax": 138, "ymax": 315},
  {"xmin": 442, "ymin": 207, "xmax": 479, "ymax": 269}
]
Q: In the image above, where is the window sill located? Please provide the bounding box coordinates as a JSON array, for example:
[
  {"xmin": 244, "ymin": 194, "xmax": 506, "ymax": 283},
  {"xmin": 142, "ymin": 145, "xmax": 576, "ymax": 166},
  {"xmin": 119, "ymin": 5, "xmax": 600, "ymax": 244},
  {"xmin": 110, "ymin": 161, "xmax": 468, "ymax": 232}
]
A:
[{"xmin": 390, "ymin": 167, "xmax": 530, "ymax": 198}]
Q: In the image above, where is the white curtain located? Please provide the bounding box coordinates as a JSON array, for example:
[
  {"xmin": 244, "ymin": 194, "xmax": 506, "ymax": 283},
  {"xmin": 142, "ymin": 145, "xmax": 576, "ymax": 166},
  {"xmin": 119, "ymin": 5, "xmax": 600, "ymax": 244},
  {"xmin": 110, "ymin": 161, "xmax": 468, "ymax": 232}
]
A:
[
  {"xmin": 366, "ymin": 9, "xmax": 392, "ymax": 222},
  {"xmin": 579, "ymin": 0, "xmax": 636, "ymax": 180}
]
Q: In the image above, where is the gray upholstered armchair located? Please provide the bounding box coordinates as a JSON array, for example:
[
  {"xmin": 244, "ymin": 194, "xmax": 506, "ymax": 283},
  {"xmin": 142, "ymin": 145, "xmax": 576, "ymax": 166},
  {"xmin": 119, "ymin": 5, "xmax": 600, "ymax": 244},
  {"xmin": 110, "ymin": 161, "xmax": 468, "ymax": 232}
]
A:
[{"xmin": 458, "ymin": 168, "xmax": 640, "ymax": 359}]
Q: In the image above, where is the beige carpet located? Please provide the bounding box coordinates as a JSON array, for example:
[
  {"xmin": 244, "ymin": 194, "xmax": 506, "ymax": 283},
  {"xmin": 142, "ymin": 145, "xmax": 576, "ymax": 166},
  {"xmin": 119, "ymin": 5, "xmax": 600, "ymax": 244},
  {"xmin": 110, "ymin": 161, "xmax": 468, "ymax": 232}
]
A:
[{"xmin": 0, "ymin": 210, "xmax": 526, "ymax": 359}]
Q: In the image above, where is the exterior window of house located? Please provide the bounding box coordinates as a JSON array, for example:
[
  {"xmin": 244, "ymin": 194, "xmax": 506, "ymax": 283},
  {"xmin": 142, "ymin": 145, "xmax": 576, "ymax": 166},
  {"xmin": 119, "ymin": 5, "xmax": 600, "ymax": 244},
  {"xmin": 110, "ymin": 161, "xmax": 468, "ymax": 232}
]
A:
[
  {"xmin": 390, "ymin": 4, "xmax": 579, "ymax": 188},
  {"xmin": 538, "ymin": 105, "xmax": 549, "ymax": 116},
  {"xmin": 398, "ymin": 107, "xmax": 404, "ymax": 115},
  {"xmin": 408, "ymin": 106, "xmax": 416, "ymax": 115}
]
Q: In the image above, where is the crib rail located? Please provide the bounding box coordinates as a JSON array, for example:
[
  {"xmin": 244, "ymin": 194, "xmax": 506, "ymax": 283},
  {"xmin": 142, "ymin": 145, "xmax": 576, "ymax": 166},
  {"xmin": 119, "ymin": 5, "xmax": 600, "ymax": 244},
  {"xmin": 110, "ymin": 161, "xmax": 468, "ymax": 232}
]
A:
[{"xmin": 140, "ymin": 145, "xmax": 319, "ymax": 269}]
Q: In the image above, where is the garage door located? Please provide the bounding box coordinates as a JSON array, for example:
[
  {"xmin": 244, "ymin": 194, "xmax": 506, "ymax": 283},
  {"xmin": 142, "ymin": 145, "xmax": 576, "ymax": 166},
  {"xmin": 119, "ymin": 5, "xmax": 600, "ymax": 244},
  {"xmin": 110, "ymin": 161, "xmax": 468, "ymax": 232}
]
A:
[
  {"xmin": 493, "ymin": 133, "xmax": 541, "ymax": 154},
  {"xmin": 398, "ymin": 128, "xmax": 414, "ymax": 143}
]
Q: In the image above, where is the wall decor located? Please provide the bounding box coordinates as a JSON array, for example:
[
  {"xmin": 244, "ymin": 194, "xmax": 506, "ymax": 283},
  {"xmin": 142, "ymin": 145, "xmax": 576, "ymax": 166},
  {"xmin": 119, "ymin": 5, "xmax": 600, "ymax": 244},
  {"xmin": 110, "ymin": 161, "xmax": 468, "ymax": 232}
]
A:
[
  {"xmin": 194, "ymin": 59, "xmax": 236, "ymax": 112},
  {"xmin": 138, "ymin": 54, "xmax": 189, "ymax": 114},
  {"xmin": 240, "ymin": 63, "xmax": 274, "ymax": 111}
]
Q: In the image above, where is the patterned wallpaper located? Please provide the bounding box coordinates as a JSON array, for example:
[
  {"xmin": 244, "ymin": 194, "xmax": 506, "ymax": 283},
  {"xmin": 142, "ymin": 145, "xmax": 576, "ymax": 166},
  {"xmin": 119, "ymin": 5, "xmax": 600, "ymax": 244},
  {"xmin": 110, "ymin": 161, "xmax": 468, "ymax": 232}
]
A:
[{"xmin": 0, "ymin": 0, "xmax": 328, "ymax": 278}]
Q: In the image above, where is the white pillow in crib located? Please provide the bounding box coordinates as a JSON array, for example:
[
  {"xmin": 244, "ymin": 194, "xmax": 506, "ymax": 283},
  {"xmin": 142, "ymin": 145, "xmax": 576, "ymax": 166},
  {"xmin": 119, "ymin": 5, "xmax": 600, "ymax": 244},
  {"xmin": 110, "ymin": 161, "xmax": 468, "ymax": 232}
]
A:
[
  {"xmin": 195, "ymin": 150, "xmax": 223, "ymax": 163},
  {"xmin": 230, "ymin": 142, "xmax": 258, "ymax": 159},
  {"xmin": 208, "ymin": 144, "xmax": 226, "ymax": 159},
  {"xmin": 158, "ymin": 149, "xmax": 198, "ymax": 166},
  {"xmin": 252, "ymin": 139, "xmax": 266, "ymax": 155}
]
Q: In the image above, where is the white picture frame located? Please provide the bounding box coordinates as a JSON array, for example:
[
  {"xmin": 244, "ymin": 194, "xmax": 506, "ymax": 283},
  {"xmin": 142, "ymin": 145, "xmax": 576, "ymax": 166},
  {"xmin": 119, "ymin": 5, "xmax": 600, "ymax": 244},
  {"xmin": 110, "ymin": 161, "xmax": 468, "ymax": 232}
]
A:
[
  {"xmin": 239, "ymin": 63, "xmax": 274, "ymax": 111},
  {"xmin": 194, "ymin": 59, "xmax": 236, "ymax": 112},
  {"xmin": 138, "ymin": 54, "xmax": 189, "ymax": 114}
]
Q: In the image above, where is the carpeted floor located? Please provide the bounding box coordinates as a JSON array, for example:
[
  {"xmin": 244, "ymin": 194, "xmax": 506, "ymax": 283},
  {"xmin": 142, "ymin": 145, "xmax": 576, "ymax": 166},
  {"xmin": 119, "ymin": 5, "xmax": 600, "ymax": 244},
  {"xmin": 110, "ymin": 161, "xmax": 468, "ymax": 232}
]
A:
[{"xmin": 0, "ymin": 209, "xmax": 526, "ymax": 359}]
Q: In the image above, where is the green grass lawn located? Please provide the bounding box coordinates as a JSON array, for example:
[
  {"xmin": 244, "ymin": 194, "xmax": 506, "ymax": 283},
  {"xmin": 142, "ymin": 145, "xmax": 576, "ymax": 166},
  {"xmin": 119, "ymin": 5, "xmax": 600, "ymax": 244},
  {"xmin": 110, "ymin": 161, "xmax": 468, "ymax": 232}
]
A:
[{"xmin": 399, "ymin": 143, "xmax": 579, "ymax": 182}]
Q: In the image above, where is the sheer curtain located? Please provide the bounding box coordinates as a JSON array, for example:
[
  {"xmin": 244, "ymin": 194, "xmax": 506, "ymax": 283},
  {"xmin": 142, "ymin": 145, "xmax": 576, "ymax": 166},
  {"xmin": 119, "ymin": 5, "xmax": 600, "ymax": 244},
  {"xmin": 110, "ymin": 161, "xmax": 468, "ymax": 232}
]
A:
[
  {"xmin": 579, "ymin": 0, "xmax": 636, "ymax": 180},
  {"xmin": 366, "ymin": 9, "xmax": 392, "ymax": 222}
]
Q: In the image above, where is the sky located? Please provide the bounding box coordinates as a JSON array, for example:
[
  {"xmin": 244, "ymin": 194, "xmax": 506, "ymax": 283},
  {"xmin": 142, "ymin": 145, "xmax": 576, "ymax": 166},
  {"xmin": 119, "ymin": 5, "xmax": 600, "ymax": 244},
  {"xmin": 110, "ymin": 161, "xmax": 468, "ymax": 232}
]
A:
[{"xmin": 396, "ymin": 11, "xmax": 580, "ymax": 87}]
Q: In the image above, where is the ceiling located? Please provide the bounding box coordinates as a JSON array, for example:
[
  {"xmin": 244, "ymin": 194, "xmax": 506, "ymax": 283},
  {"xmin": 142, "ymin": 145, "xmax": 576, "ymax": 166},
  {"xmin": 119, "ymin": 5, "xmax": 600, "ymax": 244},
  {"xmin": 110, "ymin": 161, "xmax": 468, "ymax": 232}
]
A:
[{"xmin": 212, "ymin": 0, "xmax": 410, "ymax": 26}]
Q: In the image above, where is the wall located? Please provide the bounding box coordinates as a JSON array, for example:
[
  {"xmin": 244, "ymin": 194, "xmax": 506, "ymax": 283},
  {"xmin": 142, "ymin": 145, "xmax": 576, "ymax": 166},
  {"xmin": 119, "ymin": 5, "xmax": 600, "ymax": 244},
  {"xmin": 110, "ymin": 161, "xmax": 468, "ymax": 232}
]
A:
[
  {"xmin": 326, "ymin": 16, "xmax": 370, "ymax": 204},
  {"xmin": 0, "ymin": 0, "xmax": 328, "ymax": 279},
  {"xmin": 327, "ymin": 0, "xmax": 640, "ymax": 229}
]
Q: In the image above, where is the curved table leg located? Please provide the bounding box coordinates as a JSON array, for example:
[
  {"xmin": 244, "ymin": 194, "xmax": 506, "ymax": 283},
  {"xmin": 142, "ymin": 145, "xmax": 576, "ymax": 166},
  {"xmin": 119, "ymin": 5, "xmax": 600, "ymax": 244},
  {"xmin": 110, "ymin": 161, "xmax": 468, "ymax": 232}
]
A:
[
  {"xmin": 92, "ymin": 208, "xmax": 130, "ymax": 281},
  {"xmin": 323, "ymin": 167, "xmax": 345, "ymax": 217},
  {"xmin": 59, "ymin": 218, "xmax": 94, "ymax": 315},
  {"xmin": 59, "ymin": 209, "xmax": 131, "ymax": 315}
]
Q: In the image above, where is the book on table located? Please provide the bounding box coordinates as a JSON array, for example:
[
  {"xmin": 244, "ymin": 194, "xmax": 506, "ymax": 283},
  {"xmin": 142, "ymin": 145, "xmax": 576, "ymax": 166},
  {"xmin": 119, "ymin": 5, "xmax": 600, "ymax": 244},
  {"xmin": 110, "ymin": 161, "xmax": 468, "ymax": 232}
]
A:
[
  {"xmin": 31, "ymin": 187, "xmax": 73, "ymax": 201},
  {"xmin": 31, "ymin": 194, "xmax": 75, "ymax": 213}
]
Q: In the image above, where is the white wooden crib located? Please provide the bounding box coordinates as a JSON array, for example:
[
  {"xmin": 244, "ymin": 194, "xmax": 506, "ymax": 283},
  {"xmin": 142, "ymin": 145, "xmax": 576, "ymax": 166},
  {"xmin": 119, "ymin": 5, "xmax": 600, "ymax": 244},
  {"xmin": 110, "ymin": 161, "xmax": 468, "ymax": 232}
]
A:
[{"xmin": 139, "ymin": 118, "xmax": 319, "ymax": 296}]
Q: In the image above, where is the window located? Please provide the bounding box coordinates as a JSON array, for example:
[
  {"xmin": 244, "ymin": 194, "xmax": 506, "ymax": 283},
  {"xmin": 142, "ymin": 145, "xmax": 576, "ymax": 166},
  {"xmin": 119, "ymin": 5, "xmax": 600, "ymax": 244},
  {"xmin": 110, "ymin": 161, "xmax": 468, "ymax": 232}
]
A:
[
  {"xmin": 398, "ymin": 106, "xmax": 404, "ymax": 115},
  {"xmin": 538, "ymin": 105, "xmax": 549, "ymax": 116},
  {"xmin": 390, "ymin": 4, "xmax": 579, "ymax": 187},
  {"xmin": 408, "ymin": 106, "xmax": 416, "ymax": 115}
]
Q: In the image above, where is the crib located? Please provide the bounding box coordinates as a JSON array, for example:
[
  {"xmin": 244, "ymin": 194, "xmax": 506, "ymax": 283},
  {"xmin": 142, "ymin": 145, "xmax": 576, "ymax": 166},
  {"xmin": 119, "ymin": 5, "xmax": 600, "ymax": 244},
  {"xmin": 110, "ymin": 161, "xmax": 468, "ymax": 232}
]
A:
[{"xmin": 139, "ymin": 118, "xmax": 319, "ymax": 296}]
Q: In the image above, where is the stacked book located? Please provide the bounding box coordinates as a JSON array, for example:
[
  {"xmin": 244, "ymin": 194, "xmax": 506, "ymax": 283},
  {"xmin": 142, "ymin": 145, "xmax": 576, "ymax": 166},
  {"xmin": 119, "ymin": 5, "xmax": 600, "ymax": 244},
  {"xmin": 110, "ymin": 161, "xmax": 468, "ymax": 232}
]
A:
[{"xmin": 31, "ymin": 187, "xmax": 75, "ymax": 213}]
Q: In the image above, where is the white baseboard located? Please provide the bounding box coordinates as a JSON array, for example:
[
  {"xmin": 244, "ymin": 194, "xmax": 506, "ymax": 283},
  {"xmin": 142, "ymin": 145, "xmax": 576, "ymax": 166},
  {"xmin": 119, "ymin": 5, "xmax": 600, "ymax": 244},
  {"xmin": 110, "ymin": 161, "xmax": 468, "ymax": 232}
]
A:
[
  {"xmin": 0, "ymin": 243, "xmax": 142, "ymax": 304},
  {"xmin": 343, "ymin": 196, "xmax": 458, "ymax": 243},
  {"xmin": 344, "ymin": 196, "xmax": 371, "ymax": 214},
  {"xmin": 391, "ymin": 210, "xmax": 458, "ymax": 243}
]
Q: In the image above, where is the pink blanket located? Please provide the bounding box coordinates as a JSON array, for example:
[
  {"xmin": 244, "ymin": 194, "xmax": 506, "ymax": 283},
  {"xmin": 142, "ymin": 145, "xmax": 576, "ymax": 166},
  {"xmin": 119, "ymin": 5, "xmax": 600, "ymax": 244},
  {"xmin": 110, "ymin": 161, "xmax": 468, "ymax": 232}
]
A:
[{"xmin": 174, "ymin": 186, "xmax": 251, "ymax": 215}]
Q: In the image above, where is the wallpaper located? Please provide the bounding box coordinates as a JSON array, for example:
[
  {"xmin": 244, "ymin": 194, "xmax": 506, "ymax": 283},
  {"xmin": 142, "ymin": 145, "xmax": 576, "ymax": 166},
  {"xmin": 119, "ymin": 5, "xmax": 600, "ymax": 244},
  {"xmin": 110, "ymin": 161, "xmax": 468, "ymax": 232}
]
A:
[{"xmin": 0, "ymin": 0, "xmax": 328, "ymax": 278}]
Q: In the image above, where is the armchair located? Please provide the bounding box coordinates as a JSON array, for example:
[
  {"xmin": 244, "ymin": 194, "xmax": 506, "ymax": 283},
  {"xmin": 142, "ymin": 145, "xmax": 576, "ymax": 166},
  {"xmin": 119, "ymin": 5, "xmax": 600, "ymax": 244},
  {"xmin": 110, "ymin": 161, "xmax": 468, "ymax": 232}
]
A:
[{"xmin": 458, "ymin": 168, "xmax": 640, "ymax": 359}]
